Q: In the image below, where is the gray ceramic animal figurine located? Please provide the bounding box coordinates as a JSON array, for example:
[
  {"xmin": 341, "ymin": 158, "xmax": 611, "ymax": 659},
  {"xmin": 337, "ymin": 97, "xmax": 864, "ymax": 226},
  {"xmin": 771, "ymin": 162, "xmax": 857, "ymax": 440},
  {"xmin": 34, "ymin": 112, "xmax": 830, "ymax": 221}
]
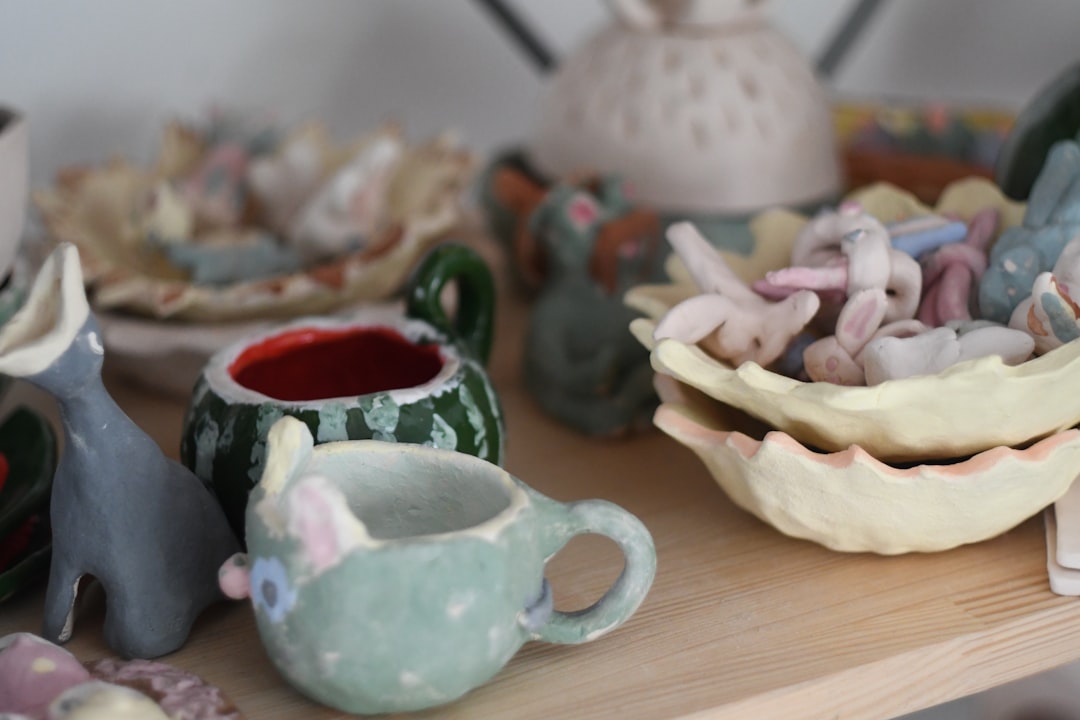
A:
[{"xmin": 0, "ymin": 243, "xmax": 240, "ymax": 658}]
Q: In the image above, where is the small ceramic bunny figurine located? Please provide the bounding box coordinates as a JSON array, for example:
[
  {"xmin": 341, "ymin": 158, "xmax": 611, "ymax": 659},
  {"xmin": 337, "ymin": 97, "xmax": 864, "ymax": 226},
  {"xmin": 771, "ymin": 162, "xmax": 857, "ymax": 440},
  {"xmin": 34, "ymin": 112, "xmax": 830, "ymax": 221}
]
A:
[
  {"xmin": 862, "ymin": 323, "xmax": 1034, "ymax": 385},
  {"xmin": 654, "ymin": 221, "xmax": 820, "ymax": 368},
  {"xmin": 1010, "ymin": 233, "xmax": 1080, "ymax": 353},
  {"xmin": 286, "ymin": 133, "xmax": 402, "ymax": 264},
  {"xmin": 979, "ymin": 139, "xmax": 1080, "ymax": 323},
  {"xmin": 917, "ymin": 207, "xmax": 996, "ymax": 326},
  {"xmin": 246, "ymin": 124, "xmax": 329, "ymax": 234},
  {"xmin": 761, "ymin": 211, "xmax": 924, "ymax": 324},
  {"xmin": 0, "ymin": 244, "xmax": 240, "ymax": 658},
  {"xmin": 801, "ymin": 289, "xmax": 927, "ymax": 385}
]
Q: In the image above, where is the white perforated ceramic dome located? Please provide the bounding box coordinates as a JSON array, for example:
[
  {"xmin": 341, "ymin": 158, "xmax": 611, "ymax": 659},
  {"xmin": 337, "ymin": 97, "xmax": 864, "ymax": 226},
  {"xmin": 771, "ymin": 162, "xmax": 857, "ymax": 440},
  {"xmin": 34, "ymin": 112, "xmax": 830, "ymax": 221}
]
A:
[{"xmin": 528, "ymin": 0, "xmax": 841, "ymax": 216}]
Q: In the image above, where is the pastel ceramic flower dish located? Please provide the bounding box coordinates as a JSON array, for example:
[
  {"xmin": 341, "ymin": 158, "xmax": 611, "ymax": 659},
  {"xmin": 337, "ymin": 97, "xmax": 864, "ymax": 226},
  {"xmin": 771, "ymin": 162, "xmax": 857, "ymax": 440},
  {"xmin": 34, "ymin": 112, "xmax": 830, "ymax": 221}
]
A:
[
  {"xmin": 35, "ymin": 120, "xmax": 473, "ymax": 322},
  {"xmin": 651, "ymin": 378, "xmax": 1080, "ymax": 554},
  {"xmin": 625, "ymin": 179, "xmax": 1059, "ymax": 462},
  {"xmin": 218, "ymin": 417, "xmax": 655, "ymax": 715}
]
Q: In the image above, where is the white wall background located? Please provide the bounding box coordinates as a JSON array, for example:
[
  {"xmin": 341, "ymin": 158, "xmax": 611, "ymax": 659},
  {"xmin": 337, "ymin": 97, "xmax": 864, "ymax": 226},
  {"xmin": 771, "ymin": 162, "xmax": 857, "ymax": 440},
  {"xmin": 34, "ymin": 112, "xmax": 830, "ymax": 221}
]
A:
[
  {"xmin": 4, "ymin": 0, "xmax": 1080, "ymax": 188},
  {"xmin": 4, "ymin": 3, "xmax": 1080, "ymax": 717}
]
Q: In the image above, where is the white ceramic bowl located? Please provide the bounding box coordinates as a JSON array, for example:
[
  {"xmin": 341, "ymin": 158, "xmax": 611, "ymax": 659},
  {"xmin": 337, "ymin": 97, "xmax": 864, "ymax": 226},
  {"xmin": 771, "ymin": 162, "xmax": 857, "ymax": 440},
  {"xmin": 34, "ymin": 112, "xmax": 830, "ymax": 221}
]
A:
[{"xmin": 625, "ymin": 179, "xmax": 1057, "ymax": 462}]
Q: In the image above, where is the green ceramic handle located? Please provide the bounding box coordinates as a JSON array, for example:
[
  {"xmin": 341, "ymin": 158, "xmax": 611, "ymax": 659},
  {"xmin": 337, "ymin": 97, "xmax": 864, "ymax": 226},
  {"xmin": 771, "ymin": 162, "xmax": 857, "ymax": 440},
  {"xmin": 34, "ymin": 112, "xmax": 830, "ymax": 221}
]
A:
[
  {"xmin": 405, "ymin": 244, "xmax": 496, "ymax": 365},
  {"xmin": 531, "ymin": 499, "xmax": 656, "ymax": 645}
]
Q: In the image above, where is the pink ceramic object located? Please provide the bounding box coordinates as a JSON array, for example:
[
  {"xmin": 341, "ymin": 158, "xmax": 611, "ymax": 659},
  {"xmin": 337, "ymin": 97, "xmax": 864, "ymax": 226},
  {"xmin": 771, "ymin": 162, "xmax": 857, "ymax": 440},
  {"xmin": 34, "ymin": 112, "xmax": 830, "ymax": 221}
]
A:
[
  {"xmin": 917, "ymin": 207, "xmax": 997, "ymax": 326},
  {"xmin": 180, "ymin": 142, "xmax": 251, "ymax": 228},
  {"xmin": 654, "ymin": 222, "xmax": 820, "ymax": 368},
  {"xmin": 0, "ymin": 633, "xmax": 90, "ymax": 717},
  {"xmin": 862, "ymin": 324, "xmax": 1034, "ymax": 385},
  {"xmin": 762, "ymin": 219, "xmax": 923, "ymax": 323},
  {"xmin": 87, "ymin": 658, "xmax": 243, "ymax": 720}
]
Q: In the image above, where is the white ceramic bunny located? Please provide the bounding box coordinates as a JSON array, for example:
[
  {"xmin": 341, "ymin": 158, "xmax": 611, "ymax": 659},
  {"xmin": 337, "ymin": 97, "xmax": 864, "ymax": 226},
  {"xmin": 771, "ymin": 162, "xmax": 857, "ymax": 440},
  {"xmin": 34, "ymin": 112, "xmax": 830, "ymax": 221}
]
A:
[{"xmin": 654, "ymin": 222, "xmax": 820, "ymax": 368}]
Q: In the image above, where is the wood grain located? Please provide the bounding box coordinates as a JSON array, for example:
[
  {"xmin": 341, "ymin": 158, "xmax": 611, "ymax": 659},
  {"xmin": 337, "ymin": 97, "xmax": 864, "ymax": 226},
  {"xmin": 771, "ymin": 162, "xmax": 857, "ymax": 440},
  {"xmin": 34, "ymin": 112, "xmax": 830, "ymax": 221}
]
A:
[{"xmin": 2, "ymin": 269, "xmax": 1080, "ymax": 720}]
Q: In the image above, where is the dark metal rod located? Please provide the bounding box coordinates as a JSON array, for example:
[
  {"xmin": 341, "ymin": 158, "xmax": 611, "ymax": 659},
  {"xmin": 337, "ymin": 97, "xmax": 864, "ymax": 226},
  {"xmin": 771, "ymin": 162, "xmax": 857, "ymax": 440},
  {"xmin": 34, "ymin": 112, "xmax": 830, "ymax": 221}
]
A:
[
  {"xmin": 473, "ymin": 0, "xmax": 557, "ymax": 73},
  {"xmin": 816, "ymin": 0, "xmax": 889, "ymax": 79}
]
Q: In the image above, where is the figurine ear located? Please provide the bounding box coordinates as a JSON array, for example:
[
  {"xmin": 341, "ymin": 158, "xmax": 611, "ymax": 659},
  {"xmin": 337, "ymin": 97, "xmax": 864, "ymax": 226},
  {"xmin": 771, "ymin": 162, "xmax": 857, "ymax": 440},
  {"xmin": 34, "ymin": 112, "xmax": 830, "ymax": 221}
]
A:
[
  {"xmin": 833, "ymin": 288, "xmax": 888, "ymax": 355},
  {"xmin": 259, "ymin": 417, "xmax": 314, "ymax": 495},
  {"xmin": 666, "ymin": 222, "xmax": 742, "ymax": 296},
  {"xmin": 654, "ymin": 295, "xmax": 735, "ymax": 345},
  {"xmin": 286, "ymin": 474, "xmax": 371, "ymax": 574}
]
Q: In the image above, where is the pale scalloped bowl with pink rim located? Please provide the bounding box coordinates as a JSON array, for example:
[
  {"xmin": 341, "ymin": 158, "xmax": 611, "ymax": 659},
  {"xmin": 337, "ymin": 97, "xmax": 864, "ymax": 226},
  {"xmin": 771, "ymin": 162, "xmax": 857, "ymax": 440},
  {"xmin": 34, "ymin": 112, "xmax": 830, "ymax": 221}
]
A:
[
  {"xmin": 621, "ymin": 179, "xmax": 1080, "ymax": 464},
  {"xmin": 651, "ymin": 376, "xmax": 1080, "ymax": 554}
]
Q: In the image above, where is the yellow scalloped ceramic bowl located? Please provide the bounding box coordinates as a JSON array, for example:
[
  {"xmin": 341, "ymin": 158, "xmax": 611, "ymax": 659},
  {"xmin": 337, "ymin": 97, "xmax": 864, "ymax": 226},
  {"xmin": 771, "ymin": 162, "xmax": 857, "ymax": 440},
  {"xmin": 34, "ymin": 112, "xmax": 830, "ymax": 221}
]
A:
[
  {"xmin": 624, "ymin": 179, "xmax": 1074, "ymax": 463},
  {"xmin": 652, "ymin": 378, "xmax": 1080, "ymax": 553}
]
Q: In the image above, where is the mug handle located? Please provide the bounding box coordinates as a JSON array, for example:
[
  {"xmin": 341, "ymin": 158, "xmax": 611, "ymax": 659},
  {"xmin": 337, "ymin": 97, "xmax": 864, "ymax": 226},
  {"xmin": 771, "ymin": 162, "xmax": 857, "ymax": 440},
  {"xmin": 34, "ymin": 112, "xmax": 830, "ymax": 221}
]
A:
[
  {"xmin": 405, "ymin": 244, "xmax": 496, "ymax": 365},
  {"xmin": 530, "ymin": 498, "xmax": 657, "ymax": 644}
]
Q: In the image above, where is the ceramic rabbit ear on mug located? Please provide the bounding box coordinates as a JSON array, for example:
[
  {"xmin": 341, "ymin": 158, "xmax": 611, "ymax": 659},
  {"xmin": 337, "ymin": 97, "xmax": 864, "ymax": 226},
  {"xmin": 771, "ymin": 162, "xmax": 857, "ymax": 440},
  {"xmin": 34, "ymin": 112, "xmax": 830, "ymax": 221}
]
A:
[{"xmin": 220, "ymin": 417, "xmax": 656, "ymax": 715}]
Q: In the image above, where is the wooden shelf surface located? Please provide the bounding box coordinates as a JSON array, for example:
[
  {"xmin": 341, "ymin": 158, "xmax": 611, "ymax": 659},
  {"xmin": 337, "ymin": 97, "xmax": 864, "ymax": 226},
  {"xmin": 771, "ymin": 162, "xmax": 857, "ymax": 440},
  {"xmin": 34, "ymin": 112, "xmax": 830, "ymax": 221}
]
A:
[{"xmin": 2, "ymin": 282, "xmax": 1080, "ymax": 720}]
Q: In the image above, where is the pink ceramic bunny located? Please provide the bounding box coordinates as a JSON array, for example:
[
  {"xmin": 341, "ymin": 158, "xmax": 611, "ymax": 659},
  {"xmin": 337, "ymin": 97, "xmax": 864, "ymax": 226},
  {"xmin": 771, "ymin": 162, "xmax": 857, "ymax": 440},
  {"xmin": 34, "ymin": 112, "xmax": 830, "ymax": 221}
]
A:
[
  {"xmin": 762, "ymin": 217, "xmax": 923, "ymax": 324},
  {"xmin": 654, "ymin": 222, "xmax": 820, "ymax": 368},
  {"xmin": 917, "ymin": 208, "xmax": 997, "ymax": 326}
]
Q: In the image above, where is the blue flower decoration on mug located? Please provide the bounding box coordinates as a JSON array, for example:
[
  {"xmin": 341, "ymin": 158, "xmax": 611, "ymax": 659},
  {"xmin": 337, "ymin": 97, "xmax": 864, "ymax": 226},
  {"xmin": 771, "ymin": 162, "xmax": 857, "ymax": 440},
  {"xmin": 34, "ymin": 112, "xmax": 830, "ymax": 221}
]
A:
[{"xmin": 249, "ymin": 556, "xmax": 298, "ymax": 623}]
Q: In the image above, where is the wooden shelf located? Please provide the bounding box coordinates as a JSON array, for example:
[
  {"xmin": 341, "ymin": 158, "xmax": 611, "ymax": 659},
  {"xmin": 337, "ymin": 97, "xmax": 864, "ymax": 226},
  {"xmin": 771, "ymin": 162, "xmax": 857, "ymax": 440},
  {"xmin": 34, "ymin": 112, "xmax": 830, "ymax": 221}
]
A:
[{"xmin": 2, "ymin": 281, "xmax": 1080, "ymax": 719}]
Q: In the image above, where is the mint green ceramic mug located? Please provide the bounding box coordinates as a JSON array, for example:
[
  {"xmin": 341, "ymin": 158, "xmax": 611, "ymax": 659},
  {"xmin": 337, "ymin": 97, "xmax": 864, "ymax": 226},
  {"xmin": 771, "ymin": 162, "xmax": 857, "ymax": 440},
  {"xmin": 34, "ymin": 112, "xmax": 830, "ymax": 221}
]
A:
[{"xmin": 218, "ymin": 416, "xmax": 656, "ymax": 714}]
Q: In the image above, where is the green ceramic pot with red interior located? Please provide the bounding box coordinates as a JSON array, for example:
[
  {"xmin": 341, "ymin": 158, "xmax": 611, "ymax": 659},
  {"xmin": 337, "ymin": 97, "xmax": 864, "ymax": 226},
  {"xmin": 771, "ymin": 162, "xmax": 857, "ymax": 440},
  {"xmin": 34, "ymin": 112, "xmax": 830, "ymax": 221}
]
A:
[{"xmin": 180, "ymin": 244, "xmax": 503, "ymax": 538}]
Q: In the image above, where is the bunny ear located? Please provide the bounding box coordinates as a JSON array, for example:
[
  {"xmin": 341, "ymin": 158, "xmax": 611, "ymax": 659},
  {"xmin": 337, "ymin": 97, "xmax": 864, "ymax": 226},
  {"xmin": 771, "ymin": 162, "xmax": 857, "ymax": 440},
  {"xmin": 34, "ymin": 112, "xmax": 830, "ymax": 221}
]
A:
[
  {"xmin": 955, "ymin": 326, "xmax": 1035, "ymax": 365},
  {"xmin": 666, "ymin": 222, "xmax": 748, "ymax": 298},
  {"xmin": 780, "ymin": 289, "xmax": 822, "ymax": 326},
  {"xmin": 259, "ymin": 416, "xmax": 315, "ymax": 495},
  {"xmin": 833, "ymin": 289, "xmax": 888, "ymax": 355},
  {"xmin": 654, "ymin": 294, "xmax": 737, "ymax": 345},
  {"xmin": 286, "ymin": 474, "xmax": 372, "ymax": 574},
  {"xmin": 1026, "ymin": 141, "xmax": 1080, "ymax": 227}
]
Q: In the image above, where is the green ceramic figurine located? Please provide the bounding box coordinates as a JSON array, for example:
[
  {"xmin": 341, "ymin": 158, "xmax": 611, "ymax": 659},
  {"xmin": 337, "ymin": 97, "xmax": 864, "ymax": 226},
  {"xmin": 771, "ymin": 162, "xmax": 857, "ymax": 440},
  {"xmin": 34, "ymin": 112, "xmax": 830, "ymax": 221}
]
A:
[{"xmin": 483, "ymin": 155, "xmax": 668, "ymax": 436}]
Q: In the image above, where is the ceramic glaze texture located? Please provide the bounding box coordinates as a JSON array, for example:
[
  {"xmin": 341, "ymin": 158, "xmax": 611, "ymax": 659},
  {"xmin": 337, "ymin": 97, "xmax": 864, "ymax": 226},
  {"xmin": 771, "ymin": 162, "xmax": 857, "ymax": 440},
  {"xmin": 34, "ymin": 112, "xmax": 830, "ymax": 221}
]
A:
[
  {"xmin": 0, "ymin": 244, "xmax": 240, "ymax": 659},
  {"xmin": 34, "ymin": 125, "xmax": 472, "ymax": 322},
  {"xmin": 182, "ymin": 242, "xmax": 503, "ymax": 538},
  {"xmin": 225, "ymin": 418, "xmax": 656, "ymax": 714},
  {"xmin": 652, "ymin": 381, "xmax": 1080, "ymax": 554},
  {"xmin": 182, "ymin": 311, "xmax": 503, "ymax": 536},
  {"xmin": 529, "ymin": 1, "xmax": 840, "ymax": 215},
  {"xmin": 626, "ymin": 179, "xmax": 1042, "ymax": 461},
  {"xmin": 0, "ymin": 108, "xmax": 26, "ymax": 282}
]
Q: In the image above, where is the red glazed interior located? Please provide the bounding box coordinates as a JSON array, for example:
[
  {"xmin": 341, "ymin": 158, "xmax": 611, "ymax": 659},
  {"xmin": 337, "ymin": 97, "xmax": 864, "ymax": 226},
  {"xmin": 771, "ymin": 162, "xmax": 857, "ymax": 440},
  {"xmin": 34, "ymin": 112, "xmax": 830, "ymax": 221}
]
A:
[{"xmin": 229, "ymin": 326, "xmax": 444, "ymax": 401}]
